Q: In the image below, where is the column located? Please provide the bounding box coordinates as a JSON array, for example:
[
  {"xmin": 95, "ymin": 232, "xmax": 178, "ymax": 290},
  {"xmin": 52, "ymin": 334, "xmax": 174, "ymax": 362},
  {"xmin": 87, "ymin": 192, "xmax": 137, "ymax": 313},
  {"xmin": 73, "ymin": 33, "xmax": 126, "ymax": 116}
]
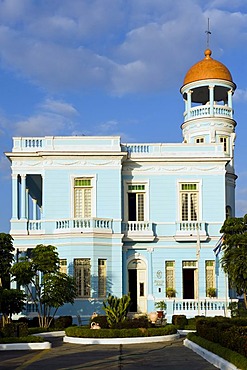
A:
[
  {"xmin": 209, "ymin": 85, "xmax": 214, "ymax": 116},
  {"xmin": 26, "ymin": 188, "xmax": 29, "ymax": 220},
  {"xmin": 32, "ymin": 199, "xmax": 37, "ymax": 220},
  {"xmin": 21, "ymin": 175, "xmax": 26, "ymax": 219},
  {"xmin": 187, "ymin": 90, "xmax": 192, "ymax": 119},
  {"xmin": 147, "ymin": 248, "xmax": 154, "ymax": 299},
  {"xmin": 12, "ymin": 174, "xmax": 18, "ymax": 219},
  {"xmin": 228, "ymin": 89, "xmax": 233, "ymax": 118}
]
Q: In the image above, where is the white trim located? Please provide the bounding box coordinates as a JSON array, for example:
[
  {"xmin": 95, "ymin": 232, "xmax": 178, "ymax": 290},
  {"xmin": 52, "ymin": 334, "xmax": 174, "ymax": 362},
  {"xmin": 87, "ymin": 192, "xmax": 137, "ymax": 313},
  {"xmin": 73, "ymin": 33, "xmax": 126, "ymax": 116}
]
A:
[
  {"xmin": 70, "ymin": 174, "xmax": 96, "ymax": 218},
  {"xmin": 123, "ymin": 180, "xmax": 150, "ymax": 221}
]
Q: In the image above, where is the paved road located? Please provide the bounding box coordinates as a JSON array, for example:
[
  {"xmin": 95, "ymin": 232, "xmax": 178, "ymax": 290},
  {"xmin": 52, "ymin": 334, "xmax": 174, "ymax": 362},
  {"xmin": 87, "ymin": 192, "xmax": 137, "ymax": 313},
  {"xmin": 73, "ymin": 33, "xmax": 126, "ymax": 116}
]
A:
[{"xmin": 0, "ymin": 337, "xmax": 216, "ymax": 370}]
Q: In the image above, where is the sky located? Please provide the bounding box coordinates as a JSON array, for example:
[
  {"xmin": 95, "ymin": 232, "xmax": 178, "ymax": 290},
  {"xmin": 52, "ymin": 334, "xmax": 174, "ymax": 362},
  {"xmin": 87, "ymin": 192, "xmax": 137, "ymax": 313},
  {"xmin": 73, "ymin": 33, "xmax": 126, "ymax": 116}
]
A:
[{"xmin": 0, "ymin": 0, "xmax": 247, "ymax": 232}]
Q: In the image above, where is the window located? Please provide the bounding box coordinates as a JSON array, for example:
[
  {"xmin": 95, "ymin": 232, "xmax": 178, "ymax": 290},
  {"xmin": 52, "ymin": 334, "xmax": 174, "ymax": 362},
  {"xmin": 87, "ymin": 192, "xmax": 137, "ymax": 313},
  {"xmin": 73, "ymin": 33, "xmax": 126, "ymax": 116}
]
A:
[
  {"xmin": 127, "ymin": 184, "xmax": 145, "ymax": 221},
  {"xmin": 165, "ymin": 261, "xmax": 175, "ymax": 289},
  {"xmin": 180, "ymin": 183, "xmax": 198, "ymax": 221},
  {"xmin": 74, "ymin": 258, "xmax": 91, "ymax": 297},
  {"xmin": 219, "ymin": 136, "xmax": 228, "ymax": 153},
  {"xmin": 205, "ymin": 260, "xmax": 215, "ymax": 294},
  {"xmin": 74, "ymin": 178, "xmax": 92, "ymax": 218},
  {"xmin": 59, "ymin": 259, "xmax": 67, "ymax": 274},
  {"xmin": 98, "ymin": 259, "xmax": 107, "ymax": 297},
  {"xmin": 195, "ymin": 137, "xmax": 204, "ymax": 144}
]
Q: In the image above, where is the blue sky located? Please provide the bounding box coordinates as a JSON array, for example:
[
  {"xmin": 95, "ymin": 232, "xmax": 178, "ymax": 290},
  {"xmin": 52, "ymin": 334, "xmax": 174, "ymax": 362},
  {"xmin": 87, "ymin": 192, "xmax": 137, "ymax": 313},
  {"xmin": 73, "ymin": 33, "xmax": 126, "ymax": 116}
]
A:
[{"xmin": 0, "ymin": 0, "xmax": 247, "ymax": 232}]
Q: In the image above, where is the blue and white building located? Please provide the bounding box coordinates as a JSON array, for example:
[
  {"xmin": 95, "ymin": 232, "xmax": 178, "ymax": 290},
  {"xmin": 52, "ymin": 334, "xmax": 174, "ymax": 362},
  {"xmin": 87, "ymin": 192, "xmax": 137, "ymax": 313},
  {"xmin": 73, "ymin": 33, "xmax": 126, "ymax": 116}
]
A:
[{"xmin": 6, "ymin": 49, "xmax": 238, "ymax": 322}]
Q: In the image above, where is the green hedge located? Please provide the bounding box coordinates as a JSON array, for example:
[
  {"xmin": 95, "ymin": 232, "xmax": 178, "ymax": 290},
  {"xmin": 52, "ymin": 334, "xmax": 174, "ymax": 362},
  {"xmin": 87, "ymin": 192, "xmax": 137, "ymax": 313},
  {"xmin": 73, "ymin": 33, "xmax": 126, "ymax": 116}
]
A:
[
  {"xmin": 187, "ymin": 332, "xmax": 247, "ymax": 370},
  {"xmin": 196, "ymin": 317, "xmax": 247, "ymax": 357},
  {"xmin": 65, "ymin": 324, "xmax": 177, "ymax": 338},
  {"xmin": 89, "ymin": 315, "xmax": 151, "ymax": 329},
  {"xmin": 1, "ymin": 323, "xmax": 29, "ymax": 338},
  {"xmin": 0, "ymin": 336, "xmax": 45, "ymax": 344},
  {"xmin": 172, "ymin": 315, "xmax": 187, "ymax": 329}
]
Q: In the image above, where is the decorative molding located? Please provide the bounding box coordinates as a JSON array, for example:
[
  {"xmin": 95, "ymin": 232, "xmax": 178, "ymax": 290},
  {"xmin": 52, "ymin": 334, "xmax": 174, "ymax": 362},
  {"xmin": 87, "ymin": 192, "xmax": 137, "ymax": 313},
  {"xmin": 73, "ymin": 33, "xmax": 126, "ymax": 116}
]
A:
[{"xmin": 123, "ymin": 165, "xmax": 224, "ymax": 173}]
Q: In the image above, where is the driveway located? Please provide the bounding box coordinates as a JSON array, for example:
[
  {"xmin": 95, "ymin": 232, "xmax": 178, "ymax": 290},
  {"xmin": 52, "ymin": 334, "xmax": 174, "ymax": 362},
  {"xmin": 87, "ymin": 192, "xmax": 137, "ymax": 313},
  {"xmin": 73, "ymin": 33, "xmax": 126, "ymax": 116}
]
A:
[{"xmin": 0, "ymin": 336, "xmax": 216, "ymax": 370}]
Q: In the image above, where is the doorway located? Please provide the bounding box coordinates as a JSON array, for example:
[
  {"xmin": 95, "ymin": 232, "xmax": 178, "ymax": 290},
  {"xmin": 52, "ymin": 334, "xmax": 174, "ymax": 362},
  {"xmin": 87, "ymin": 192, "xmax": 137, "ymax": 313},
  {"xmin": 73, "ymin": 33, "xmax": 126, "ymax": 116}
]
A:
[
  {"xmin": 183, "ymin": 269, "xmax": 195, "ymax": 299},
  {"xmin": 128, "ymin": 259, "xmax": 147, "ymax": 313}
]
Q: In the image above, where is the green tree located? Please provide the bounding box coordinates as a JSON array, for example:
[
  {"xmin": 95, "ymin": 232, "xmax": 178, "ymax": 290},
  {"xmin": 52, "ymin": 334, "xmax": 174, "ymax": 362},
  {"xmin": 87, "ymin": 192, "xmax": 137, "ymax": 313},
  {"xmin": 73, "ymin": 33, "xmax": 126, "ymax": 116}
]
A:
[
  {"xmin": 11, "ymin": 244, "xmax": 77, "ymax": 328},
  {"xmin": 220, "ymin": 214, "xmax": 247, "ymax": 309},
  {"xmin": 0, "ymin": 233, "xmax": 26, "ymax": 326},
  {"xmin": 0, "ymin": 288, "xmax": 26, "ymax": 326},
  {"xmin": 0, "ymin": 233, "xmax": 14, "ymax": 289}
]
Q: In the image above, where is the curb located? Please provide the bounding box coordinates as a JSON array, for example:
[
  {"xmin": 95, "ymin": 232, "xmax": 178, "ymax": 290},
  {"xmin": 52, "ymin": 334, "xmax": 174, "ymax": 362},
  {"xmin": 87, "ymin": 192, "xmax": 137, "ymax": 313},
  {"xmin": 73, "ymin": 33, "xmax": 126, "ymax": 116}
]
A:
[
  {"xmin": 0, "ymin": 342, "xmax": 51, "ymax": 350},
  {"xmin": 183, "ymin": 338, "xmax": 239, "ymax": 370},
  {"xmin": 64, "ymin": 333, "xmax": 180, "ymax": 345}
]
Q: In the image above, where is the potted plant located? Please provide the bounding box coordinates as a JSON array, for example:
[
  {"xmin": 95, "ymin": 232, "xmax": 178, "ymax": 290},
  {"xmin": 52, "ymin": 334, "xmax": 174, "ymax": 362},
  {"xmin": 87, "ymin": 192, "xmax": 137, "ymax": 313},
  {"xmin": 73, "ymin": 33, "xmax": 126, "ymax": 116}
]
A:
[
  {"xmin": 166, "ymin": 287, "xmax": 176, "ymax": 298},
  {"xmin": 154, "ymin": 301, "xmax": 167, "ymax": 318},
  {"xmin": 207, "ymin": 287, "xmax": 217, "ymax": 298}
]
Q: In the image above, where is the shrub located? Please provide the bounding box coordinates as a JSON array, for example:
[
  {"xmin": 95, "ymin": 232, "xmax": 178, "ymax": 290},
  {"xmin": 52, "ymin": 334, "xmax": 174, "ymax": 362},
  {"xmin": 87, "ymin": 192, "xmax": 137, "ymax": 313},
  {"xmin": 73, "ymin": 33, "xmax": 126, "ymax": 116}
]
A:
[
  {"xmin": 111, "ymin": 315, "xmax": 150, "ymax": 329},
  {"xmin": 195, "ymin": 317, "xmax": 247, "ymax": 358},
  {"xmin": 172, "ymin": 315, "xmax": 187, "ymax": 329},
  {"xmin": 54, "ymin": 316, "xmax": 72, "ymax": 329},
  {"xmin": 0, "ymin": 335, "xmax": 44, "ymax": 343},
  {"xmin": 103, "ymin": 293, "xmax": 131, "ymax": 328},
  {"xmin": 187, "ymin": 332, "xmax": 247, "ymax": 370},
  {"xmin": 1, "ymin": 322, "xmax": 28, "ymax": 338},
  {"xmin": 65, "ymin": 324, "xmax": 177, "ymax": 338}
]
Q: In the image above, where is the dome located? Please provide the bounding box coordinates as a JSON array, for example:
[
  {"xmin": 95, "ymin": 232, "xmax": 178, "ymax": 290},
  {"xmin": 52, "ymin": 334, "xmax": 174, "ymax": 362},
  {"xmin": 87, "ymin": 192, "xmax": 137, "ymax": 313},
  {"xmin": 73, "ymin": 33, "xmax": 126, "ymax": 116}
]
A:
[{"xmin": 183, "ymin": 49, "xmax": 233, "ymax": 86}]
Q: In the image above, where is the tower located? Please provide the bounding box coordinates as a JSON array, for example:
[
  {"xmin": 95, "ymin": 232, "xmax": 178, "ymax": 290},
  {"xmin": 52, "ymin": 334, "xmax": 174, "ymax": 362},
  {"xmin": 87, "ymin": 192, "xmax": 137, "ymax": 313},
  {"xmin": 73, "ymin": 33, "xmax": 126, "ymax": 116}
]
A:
[{"xmin": 180, "ymin": 49, "xmax": 237, "ymax": 217}]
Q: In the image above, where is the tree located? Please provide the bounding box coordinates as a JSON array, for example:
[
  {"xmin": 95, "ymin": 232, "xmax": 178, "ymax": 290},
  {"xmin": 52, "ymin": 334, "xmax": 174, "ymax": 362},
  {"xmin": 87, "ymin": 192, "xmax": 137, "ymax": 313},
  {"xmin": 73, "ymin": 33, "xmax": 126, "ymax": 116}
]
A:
[
  {"xmin": 0, "ymin": 288, "xmax": 26, "ymax": 326},
  {"xmin": 11, "ymin": 244, "xmax": 77, "ymax": 328},
  {"xmin": 0, "ymin": 233, "xmax": 14, "ymax": 289},
  {"xmin": 0, "ymin": 233, "xmax": 26, "ymax": 326},
  {"xmin": 220, "ymin": 214, "xmax": 247, "ymax": 309}
]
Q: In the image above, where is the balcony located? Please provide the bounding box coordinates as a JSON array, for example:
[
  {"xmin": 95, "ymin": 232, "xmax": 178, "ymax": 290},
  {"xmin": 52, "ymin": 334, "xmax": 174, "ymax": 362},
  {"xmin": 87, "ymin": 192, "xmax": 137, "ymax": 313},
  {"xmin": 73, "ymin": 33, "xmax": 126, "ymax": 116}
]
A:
[
  {"xmin": 174, "ymin": 221, "xmax": 208, "ymax": 241},
  {"xmin": 184, "ymin": 104, "xmax": 233, "ymax": 122},
  {"xmin": 122, "ymin": 221, "xmax": 155, "ymax": 241},
  {"xmin": 11, "ymin": 218, "xmax": 113, "ymax": 235}
]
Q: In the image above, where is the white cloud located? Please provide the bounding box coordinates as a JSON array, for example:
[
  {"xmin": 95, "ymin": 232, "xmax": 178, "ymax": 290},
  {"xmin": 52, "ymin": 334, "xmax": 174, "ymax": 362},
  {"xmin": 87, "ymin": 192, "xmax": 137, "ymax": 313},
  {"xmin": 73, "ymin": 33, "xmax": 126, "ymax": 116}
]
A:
[
  {"xmin": 0, "ymin": 1, "xmax": 246, "ymax": 94},
  {"xmin": 41, "ymin": 99, "xmax": 79, "ymax": 116},
  {"xmin": 234, "ymin": 89, "xmax": 247, "ymax": 102},
  {"xmin": 13, "ymin": 98, "xmax": 79, "ymax": 136}
]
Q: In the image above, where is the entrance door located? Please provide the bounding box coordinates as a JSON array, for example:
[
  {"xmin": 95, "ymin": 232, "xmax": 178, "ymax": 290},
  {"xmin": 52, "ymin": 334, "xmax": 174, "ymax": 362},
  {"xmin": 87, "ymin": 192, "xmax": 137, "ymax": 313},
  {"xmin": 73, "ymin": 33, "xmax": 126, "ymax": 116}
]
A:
[
  {"xmin": 128, "ymin": 259, "xmax": 147, "ymax": 313},
  {"xmin": 183, "ymin": 269, "xmax": 195, "ymax": 299}
]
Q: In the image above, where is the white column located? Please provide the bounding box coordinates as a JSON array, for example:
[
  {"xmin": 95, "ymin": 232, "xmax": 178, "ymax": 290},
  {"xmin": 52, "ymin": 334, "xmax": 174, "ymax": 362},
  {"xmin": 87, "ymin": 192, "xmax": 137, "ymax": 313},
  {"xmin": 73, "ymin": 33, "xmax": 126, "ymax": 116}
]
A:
[
  {"xmin": 21, "ymin": 175, "xmax": 26, "ymax": 219},
  {"xmin": 228, "ymin": 89, "xmax": 233, "ymax": 118},
  {"xmin": 147, "ymin": 247, "xmax": 154, "ymax": 299},
  {"xmin": 12, "ymin": 174, "xmax": 18, "ymax": 219},
  {"xmin": 209, "ymin": 85, "xmax": 214, "ymax": 116},
  {"xmin": 187, "ymin": 90, "xmax": 192, "ymax": 119},
  {"xmin": 26, "ymin": 189, "xmax": 29, "ymax": 220},
  {"xmin": 32, "ymin": 199, "xmax": 37, "ymax": 220}
]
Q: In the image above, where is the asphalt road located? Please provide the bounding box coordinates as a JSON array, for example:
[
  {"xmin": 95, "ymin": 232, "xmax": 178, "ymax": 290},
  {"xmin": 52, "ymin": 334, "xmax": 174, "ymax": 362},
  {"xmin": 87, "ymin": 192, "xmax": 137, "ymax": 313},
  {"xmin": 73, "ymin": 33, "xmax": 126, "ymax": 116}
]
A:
[{"xmin": 0, "ymin": 337, "xmax": 216, "ymax": 370}]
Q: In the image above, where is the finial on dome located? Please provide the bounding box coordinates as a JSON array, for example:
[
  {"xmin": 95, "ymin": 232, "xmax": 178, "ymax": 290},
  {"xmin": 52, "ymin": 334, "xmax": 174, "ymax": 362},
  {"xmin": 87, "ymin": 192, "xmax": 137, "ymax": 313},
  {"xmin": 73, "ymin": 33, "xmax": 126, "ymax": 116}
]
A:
[{"xmin": 204, "ymin": 49, "xmax": 212, "ymax": 59}]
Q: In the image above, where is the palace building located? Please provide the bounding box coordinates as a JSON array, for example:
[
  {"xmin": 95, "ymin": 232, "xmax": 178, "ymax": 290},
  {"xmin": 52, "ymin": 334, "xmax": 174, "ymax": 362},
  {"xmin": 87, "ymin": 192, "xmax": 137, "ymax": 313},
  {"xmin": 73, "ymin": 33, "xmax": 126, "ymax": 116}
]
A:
[{"xmin": 6, "ymin": 49, "xmax": 238, "ymax": 322}]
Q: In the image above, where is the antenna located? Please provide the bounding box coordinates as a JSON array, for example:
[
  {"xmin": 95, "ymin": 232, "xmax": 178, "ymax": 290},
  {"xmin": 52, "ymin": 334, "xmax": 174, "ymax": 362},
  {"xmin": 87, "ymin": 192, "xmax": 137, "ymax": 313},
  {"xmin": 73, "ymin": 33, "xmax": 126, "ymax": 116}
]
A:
[{"xmin": 205, "ymin": 18, "xmax": 211, "ymax": 48}]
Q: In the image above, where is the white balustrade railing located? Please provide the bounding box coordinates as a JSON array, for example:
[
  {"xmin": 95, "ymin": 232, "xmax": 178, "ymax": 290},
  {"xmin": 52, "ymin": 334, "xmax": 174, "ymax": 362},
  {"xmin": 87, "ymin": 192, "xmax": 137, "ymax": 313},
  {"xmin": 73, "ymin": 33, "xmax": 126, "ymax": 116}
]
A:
[
  {"xmin": 122, "ymin": 221, "xmax": 152, "ymax": 233},
  {"xmin": 177, "ymin": 221, "xmax": 205, "ymax": 232},
  {"xmin": 184, "ymin": 104, "xmax": 232, "ymax": 121},
  {"xmin": 166, "ymin": 298, "xmax": 238, "ymax": 319},
  {"xmin": 28, "ymin": 221, "xmax": 42, "ymax": 231},
  {"xmin": 27, "ymin": 218, "xmax": 112, "ymax": 233},
  {"xmin": 124, "ymin": 144, "xmax": 150, "ymax": 153}
]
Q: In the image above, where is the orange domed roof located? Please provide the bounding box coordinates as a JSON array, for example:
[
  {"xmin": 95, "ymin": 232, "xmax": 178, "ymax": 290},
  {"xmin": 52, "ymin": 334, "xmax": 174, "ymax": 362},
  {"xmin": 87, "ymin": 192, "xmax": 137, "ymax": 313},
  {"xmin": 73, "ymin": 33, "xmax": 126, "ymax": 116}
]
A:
[{"xmin": 183, "ymin": 49, "xmax": 233, "ymax": 85}]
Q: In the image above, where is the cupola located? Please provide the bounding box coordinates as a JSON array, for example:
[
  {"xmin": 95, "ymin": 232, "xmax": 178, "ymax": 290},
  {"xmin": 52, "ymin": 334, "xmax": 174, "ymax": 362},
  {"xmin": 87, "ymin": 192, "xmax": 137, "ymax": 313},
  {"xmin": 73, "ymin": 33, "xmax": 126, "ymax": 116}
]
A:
[{"xmin": 180, "ymin": 49, "xmax": 236, "ymax": 149}]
